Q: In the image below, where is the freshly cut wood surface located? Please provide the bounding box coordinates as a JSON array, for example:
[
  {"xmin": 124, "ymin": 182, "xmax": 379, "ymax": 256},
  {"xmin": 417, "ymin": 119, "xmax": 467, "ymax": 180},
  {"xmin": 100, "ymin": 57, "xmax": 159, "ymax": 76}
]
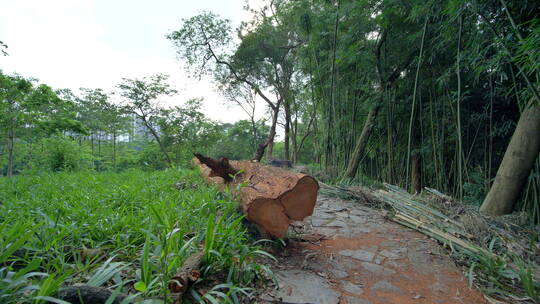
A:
[{"xmin": 193, "ymin": 155, "xmax": 319, "ymax": 238}]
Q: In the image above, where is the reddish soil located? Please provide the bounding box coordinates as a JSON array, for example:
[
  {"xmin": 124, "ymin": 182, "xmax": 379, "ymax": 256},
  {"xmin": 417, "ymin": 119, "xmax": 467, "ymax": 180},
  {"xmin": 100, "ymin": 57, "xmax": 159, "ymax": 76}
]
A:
[{"xmin": 260, "ymin": 195, "xmax": 487, "ymax": 304}]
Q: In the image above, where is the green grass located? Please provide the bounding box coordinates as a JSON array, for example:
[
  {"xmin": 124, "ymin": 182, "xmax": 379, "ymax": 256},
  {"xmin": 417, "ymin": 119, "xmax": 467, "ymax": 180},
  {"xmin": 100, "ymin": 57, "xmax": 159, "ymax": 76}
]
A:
[{"xmin": 0, "ymin": 169, "xmax": 272, "ymax": 303}]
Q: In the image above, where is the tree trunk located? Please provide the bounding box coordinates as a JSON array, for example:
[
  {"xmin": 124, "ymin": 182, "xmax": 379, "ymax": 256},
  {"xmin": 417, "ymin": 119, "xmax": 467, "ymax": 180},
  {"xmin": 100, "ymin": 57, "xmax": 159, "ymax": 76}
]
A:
[
  {"xmin": 344, "ymin": 103, "xmax": 381, "ymax": 178},
  {"xmin": 480, "ymin": 102, "xmax": 540, "ymax": 215},
  {"xmin": 91, "ymin": 134, "xmax": 94, "ymax": 157},
  {"xmin": 168, "ymin": 251, "xmax": 204, "ymax": 295},
  {"xmin": 194, "ymin": 155, "xmax": 319, "ymax": 238},
  {"xmin": 250, "ymin": 117, "xmax": 258, "ymax": 154},
  {"xmin": 266, "ymin": 141, "xmax": 274, "ymax": 160},
  {"xmin": 284, "ymin": 100, "xmax": 291, "ymax": 161},
  {"xmin": 112, "ymin": 132, "xmax": 117, "ymax": 170},
  {"xmin": 253, "ymin": 104, "xmax": 280, "ymax": 162},
  {"xmin": 143, "ymin": 120, "xmax": 173, "ymax": 167},
  {"xmin": 411, "ymin": 153, "xmax": 422, "ymax": 194},
  {"xmin": 292, "ymin": 113, "xmax": 298, "ymax": 163}
]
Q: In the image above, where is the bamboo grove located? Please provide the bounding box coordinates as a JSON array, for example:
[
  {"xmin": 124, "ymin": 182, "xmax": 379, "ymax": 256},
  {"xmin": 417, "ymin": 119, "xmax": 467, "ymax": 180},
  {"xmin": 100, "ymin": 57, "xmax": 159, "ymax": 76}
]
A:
[{"xmin": 168, "ymin": 0, "xmax": 539, "ymax": 221}]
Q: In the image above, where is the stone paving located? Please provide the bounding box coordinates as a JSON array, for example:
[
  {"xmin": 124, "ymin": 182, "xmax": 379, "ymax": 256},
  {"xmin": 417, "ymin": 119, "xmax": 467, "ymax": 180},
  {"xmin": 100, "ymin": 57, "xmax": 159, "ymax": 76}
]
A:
[{"xmin": 259, "ymin": 195, "xmax": 487, "ymax": 304}]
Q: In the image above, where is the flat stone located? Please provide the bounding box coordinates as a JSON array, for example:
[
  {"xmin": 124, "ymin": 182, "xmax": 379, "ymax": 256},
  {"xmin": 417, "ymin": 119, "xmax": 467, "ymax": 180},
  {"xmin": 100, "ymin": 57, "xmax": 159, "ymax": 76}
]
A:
[
  {"xmin": 345, "ymin": 297, "xmax": 373, "ymax": 304},
  {"xmin": 379, "ymin": 249, "xmax": 401, "ymax": 259},
  {"xmin": 385, "ymin": 260, "xmax": 408, "ymax": 269},
  {"xmin": 316, "ymin": 227, "xmax": 338, "ymax": 236},
  {"xmin": 408, "ymin": 249, "xmax": 434, "ymax": 275},
  {"xmin": 330, "ymin": 268, "xmax": 349, "ymax": 279},
  {"xmin": 325, "ymin": 219, "xmax": 348, "ymax": 228},
  {"xmin": 431, "ymin": 281, "xmax": 447, "ymax": 293},
  {"xmin": 339, "ymin": 250, "xmax": 375, "ymax": 262},
  {"xmin": 371, "ymin": 280, "xmax": 402, "ymax": 293},
  {"xmin": 351, "ymin": 227, "xmax": 372, "ymax": 234},
  {"xmin": 312, "ymin": 217, "xmax": 334, "ymax": 226},
  {"xmin": 342, "ymin": 281, "xmax": 364, "ymax": 295},
  {"xmin": 313, "ymin": 210, "xmax": 335, "ymax": 219},
  {"xmin": 273, "ymin": 270, "xmax": 340, "ymax": 304},
  {"xmin": 380, "ymin": 240, "xmax": 402, "ymax": 247},
  {"xmin": 373, "ymin": 256, "xmax": 385, "ymax": 265},
  {"xmin": 361, "ymin": 262, "xmax": 396, "ymax": 276},
  {"xmin": 349, "ymin": 214, "xmax": 367, "ymax": 224}
]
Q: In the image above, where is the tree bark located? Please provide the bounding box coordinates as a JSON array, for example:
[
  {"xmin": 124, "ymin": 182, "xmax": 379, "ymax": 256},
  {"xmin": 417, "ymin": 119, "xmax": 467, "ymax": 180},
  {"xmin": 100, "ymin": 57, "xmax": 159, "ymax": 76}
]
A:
[
  {"xmin": 480, "ymin": 102, "xmax": 540, "ymax": 215},
  {"xmin": 284, "ymin": 100, "xmax": 291, "ymax": 161},
  {"xmin": 344, "ymin": 103, "xmax": 381, "ymax": 178},
  {"xmin": 143, "ymin": 119, "xmax": 173, "ymax": 167},
  {"xmin": 411, "ymin": 153, "xmax": 422, "ymax": 194},
  {"xmin": 250, "ymin": 117, "xmax": 258, "ymax": 153},
  {"xmin": 194, "ymin": 155, "xmax": 319, "ymax": 238},
  {"xmin": 291, "ymin": 113, "xmax": 298, "ymax": 163},
  {"xmin": 168, "ymin": 251, "xmax": 204, "ymax": 295},
  {"xmin": 253, "ymin": 102, "xmax": 281, "ymax": 162},
  {"xmin": 112, "ymin": 131, "xmax": 117, "ymax": 170},
  {"xmin": 91, "ymin": 134, "xmax": 94, "ymax": 158}
]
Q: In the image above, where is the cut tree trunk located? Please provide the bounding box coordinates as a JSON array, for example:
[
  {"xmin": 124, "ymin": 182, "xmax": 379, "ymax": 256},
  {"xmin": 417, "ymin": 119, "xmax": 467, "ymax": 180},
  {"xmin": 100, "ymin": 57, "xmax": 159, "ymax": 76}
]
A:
[
  {"xmin": 480, "ymin": 102, "xmax": 540, "ymax": 215},
  {"xmin": 194, "ymin": 154, "xmax": 319, "ymax": 238}
]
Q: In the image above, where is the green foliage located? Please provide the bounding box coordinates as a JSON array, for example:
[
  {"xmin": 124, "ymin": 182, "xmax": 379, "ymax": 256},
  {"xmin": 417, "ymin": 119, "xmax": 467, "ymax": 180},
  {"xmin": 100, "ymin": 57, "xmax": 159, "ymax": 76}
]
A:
[
  {"xmin": 0, "ymin": 169, "xmax": 272, "ymax": 303},
  {"xmin": 212, "ymin": 120, "xmax": 269, "ymax": 160},
  {"xmin": 137, "ymin": 143, "xmax": 168, "ymax": 171},
  {"xmin": 463, "ymin": 238, "xmax": 540, "ymax": 302},
  {"xmin": 40, "ymin": 136, "xmax": 87, "ymax": 172},
  {"xmin": 167, "ymin": 12, "xmax": 232, "ymax": 77},
  {"xmin": 463, "ymin": 168, "xmax": 487, "ymax": 206}
]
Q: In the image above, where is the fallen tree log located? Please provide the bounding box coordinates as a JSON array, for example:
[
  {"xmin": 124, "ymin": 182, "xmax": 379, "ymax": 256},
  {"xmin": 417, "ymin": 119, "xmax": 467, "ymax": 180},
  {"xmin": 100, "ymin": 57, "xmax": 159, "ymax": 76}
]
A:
[
  {"xmin": 193, "ymin": 154, "xmax": 319, "ymax": 238},
  {"xmin": 168, "ymin": 251, "xmax": 204, "ymax": 294}
]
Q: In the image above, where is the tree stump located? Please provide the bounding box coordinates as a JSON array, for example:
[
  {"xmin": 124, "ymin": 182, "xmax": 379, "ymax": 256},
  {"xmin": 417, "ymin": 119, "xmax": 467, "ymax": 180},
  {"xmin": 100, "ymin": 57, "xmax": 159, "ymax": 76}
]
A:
[{"xmin": 193, "ymin": 154, "xmax": 319, "ymax": 238}]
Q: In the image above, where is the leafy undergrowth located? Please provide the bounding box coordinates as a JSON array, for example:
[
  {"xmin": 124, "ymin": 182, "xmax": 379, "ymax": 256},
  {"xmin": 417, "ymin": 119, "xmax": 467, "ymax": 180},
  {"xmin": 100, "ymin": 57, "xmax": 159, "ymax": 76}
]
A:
[{"xmin": 0, "ymin": 169, "xmax": 273, "ymax": 303}]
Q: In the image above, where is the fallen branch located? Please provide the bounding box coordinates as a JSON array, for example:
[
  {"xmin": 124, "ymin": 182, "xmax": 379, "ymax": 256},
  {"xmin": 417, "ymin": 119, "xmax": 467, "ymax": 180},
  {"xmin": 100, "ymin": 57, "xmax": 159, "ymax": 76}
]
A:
[
  {"xmin": 168, "ymin": 251, "xmax": 204, "ymax": 294},
  {"xmin": 194, "ymin": 153, "xmax": 238, "ymax": 182}
]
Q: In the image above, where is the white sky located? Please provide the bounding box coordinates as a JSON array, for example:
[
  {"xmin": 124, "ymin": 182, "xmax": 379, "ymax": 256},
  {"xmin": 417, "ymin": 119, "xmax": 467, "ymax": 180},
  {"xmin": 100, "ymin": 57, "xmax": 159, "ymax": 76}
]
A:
[{"xmin": 0, "ymin": 0, "xmax": 266, "ymax": 123}]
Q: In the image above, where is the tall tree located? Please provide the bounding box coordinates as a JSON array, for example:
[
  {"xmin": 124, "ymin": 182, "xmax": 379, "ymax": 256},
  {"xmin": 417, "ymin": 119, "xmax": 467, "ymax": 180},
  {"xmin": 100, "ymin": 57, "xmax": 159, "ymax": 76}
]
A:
[
  {"xmin": 118, "ymin": 74, "xmax": 177, "ymax": 167},
  {"xmin": 480, "ymin": 101, "xmax": 540, "ymax": 215},
  {"xmin": 168, "ymin": 11, "xmax": 297, "ymax": 161},
  {"xmin": 0, "ymin": 73, "xmax": 33, "ymax": 177}
]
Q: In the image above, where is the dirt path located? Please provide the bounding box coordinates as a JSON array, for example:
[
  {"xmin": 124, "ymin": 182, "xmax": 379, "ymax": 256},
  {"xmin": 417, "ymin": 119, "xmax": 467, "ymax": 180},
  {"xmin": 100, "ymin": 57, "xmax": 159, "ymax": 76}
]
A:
[{"xmin": 258, "ymin": 195, "xmax": 487, "ymax": 304}]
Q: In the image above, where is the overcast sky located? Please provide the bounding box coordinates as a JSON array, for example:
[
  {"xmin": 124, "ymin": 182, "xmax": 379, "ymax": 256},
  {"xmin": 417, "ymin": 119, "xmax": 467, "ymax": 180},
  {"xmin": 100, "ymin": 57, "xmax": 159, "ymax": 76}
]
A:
[{"xmin": 0, "ymin": 0, "xmax": 265, "ymax": 123}]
